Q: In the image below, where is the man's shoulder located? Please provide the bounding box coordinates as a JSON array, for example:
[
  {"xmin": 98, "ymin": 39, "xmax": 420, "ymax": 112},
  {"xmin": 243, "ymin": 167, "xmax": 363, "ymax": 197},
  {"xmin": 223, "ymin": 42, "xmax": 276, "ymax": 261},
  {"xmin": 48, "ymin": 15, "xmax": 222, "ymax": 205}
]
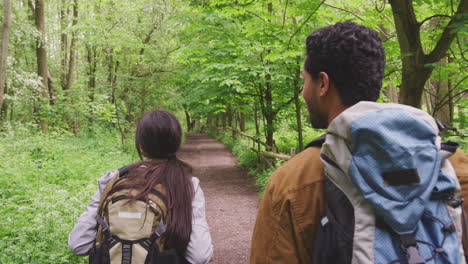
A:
[
  {"xmin": 266, "ymin": 146, "xmax": 324, "ymax": 197},
  {"xmin": 450, "ymin": 149, "xmax": 468, "ymax": 178}
]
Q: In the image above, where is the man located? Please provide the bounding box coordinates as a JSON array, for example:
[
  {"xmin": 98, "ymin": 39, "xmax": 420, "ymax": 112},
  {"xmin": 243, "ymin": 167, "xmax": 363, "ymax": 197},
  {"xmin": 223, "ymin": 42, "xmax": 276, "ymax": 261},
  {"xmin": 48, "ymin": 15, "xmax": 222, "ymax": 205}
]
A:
[{"xmin": 250, "ymin": 21, "xmax": 468, "ymax": 263}]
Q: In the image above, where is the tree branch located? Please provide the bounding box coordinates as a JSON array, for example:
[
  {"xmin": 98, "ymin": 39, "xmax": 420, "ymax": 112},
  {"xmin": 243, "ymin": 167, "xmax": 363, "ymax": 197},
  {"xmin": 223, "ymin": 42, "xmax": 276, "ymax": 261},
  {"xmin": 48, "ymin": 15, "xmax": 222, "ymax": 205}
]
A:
[
  {"xmin": 418, "ymin": 14, "xmax": 452, "ymax": 28},
  {"xmin": 245, "ymin": 10, "xmax": 266, "ymax": 22},
  {"xmin": 324, "ymin": 3, "xmax": 391, "ymax": 39},
  {"xmin": 282, "ymin": 0, "xmax": 289, "ymax": 28},
  {"xmin": 455, "ymin": 34, "xmax": 468, "ymax": 62},
  {"xmin": 272, "ymin": 96, "xmax": 295, "ymax": 115},
  {"xmin": 431, "ymin": 88, "xmax": 467, "ymax": 116},
  {"xmin": 425, "ymin": 0, "xmax": 468, "ymax": 63},
  {"xmin": 323, "ymin": 2, "xmax": 364, "ymax": 21},
  {"xmin": 233, "ymin": 91, "xmax": 261, "ymax": 97},
  {"xmin": 286, "ymin": 0, "xmax": 325, "ymax": 49}
]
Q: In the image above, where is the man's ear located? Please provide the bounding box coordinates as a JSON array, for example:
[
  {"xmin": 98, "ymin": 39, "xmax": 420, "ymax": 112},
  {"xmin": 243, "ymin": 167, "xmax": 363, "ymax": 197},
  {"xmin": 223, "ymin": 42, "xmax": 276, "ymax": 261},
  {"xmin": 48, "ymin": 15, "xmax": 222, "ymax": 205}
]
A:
[{"xmin": 318, "ymin": 72, "xmax": 330, "ymax": 97}]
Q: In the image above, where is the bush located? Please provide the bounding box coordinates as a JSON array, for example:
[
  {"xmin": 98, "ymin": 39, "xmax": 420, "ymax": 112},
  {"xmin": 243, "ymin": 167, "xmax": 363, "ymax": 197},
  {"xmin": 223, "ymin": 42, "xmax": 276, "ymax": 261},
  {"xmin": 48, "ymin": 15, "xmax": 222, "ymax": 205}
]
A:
[
  {"xmin": 253, "ymin": 168, "xmax": 273, "ymax": 195},
  {"xmin": 232, "ymin": 144, "xmax": 258, "ymax": 168}
]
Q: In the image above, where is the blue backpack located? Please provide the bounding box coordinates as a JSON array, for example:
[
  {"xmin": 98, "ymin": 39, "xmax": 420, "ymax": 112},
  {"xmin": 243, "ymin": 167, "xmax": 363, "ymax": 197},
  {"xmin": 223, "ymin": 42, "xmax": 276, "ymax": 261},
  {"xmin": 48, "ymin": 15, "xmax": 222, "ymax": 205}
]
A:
[{"xmin": 313, "ymin": 102, "xmax": 466, "ymax": 264}]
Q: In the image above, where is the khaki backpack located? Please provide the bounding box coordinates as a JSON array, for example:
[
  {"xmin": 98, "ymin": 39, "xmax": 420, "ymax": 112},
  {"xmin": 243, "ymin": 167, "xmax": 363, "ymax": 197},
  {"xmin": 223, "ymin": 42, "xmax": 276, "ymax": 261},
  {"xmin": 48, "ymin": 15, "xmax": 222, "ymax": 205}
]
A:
[{"xmin": 89, "ymin": 167, "xmax": 184, "ymax": 264}]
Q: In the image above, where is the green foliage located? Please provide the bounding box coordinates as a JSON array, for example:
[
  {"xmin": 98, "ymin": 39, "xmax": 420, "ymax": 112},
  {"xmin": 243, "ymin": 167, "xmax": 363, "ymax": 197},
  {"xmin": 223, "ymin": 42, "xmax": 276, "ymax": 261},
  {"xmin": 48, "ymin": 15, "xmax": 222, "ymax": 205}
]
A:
[
  {"xmin": 0, "ymin": 129, "xmax": 135, "ymax": 263},
  {"xmin": 218, "ymin": 134, "xmax": 235, "ymax": 149},
  {"xmin": 253, "ymin": 168, "xmax": 274, "ymax": 195},
  {"xmin": 232, "ymin": 144, "xmax": 258, "ymax": 168}
]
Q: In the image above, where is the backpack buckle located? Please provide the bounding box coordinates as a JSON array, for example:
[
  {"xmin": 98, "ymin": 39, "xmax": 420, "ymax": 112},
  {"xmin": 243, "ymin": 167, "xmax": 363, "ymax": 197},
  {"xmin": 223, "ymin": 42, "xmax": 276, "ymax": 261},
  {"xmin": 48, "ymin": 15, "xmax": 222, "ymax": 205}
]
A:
[
  {"xmin": 405, "ymin": 246, "xmax": 426, "ymax": 264},
  {"xmin": 400, "ymin": 234, "xmax": 426, "ymax": 264}
]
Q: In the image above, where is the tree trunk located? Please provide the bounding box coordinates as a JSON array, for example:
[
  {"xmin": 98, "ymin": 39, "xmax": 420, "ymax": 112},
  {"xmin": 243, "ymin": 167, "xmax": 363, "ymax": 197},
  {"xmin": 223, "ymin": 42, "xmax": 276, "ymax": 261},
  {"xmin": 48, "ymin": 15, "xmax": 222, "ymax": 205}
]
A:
[
  {"xmin": 459, "ymin": 103, "xmax": 465, "ymax": 129},
  {"xmin": 64, "ymin": 0, "xmax": 78, "ymax": 91},
  {"xmin": 48, "ymin": 72, "xmax": 56, "ymax": 104},
  {"xmin": 1, "ymin": 81, "xmax": 8, "ymax": 119},
  {"xmin": 254, "ymin": 104, "xmax": 259, "ymax": 138},
  {"xmin": 264, "ymin": 75, "xmax": 274, "ymax": 150},
  {"xmin": 33, "ymin": 0, "xmax": 50, "ymax": 132},
  {"xmin": 222, "ymin": 111, "xmax": 226, "ymax": 128},
  {"xmin": 384, "ymin": 85, "xmax": 399, "ymax": 103},
  {"xmin": 108, "ymin": 50, "xmax": 119, "ymax": 104},
  {"xmin": 227, "ymin": 104, "xmax": 234, "ymax": 136},
  {"xmin": 254, "ymin": 103, "xmax": 261, "ymax": 163},
  {"xmin": 184, "ymin": 110, "xmax": 191, "ymax": 132},
  {"xmin": 388, "ymin": 0, "xmax": 467, "ymax": 108},
  {"xmin": 293, "ymin": 80, "xmax": 304, "ymax": 151},
  {"xmin": 0, "ymin": 0, "xmax": 11, "ymax": 114},
  {"xmin": 87, "ymin": 44, "xmax": 97, "ymax": 101},
  {"xmin": 60, "ymin": 0, "xmax": 69, "ymax": 90},
  {"xmin": 239, "ymin": 112, "xmax": 245, "ymax": 132},
  {"xmin": 431, "ymin": 57, "xmax": 451, "ymax": 124}
]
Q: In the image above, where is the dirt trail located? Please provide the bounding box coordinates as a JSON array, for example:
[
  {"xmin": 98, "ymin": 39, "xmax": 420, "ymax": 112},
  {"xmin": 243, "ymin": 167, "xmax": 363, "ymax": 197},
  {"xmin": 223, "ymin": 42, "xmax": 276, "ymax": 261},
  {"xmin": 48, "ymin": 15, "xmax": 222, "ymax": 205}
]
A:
[{"xmin": 178, "ymin": 133, "xmax": 259, "ymax": 263}]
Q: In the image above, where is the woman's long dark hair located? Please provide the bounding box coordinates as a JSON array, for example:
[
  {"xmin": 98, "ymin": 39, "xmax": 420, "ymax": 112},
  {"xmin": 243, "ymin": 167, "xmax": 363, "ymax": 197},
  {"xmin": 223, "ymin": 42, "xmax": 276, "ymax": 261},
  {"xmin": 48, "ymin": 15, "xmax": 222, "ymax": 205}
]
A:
[{"xmin": 109, "ymin": 110, "xmax": 194, "ymax": 254}]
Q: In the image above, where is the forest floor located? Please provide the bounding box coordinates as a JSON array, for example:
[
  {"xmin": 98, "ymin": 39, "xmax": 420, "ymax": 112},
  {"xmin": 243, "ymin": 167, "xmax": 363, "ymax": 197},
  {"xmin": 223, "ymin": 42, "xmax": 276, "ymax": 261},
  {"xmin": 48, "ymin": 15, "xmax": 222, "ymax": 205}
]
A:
[{"xmin": 178, "ymin": 133, "xmax": 259, "ymax": 263}]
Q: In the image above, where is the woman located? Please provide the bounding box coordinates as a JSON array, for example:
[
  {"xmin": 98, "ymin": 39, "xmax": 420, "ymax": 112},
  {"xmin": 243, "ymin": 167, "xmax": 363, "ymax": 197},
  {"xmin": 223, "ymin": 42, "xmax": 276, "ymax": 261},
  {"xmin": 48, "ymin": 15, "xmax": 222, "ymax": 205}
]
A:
[{"xmin": 68, "ymin": 110, "xmax": 213, "ymax": 264}]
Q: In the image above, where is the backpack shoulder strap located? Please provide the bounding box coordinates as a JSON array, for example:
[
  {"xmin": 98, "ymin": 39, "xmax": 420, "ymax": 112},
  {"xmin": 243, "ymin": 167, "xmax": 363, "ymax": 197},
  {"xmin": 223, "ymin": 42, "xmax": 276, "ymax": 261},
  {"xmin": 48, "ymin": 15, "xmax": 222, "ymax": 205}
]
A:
[
  {"xmin": 95, "ymin": 168, "xmax": 125, "ymax": 246},
  {"xmin": 305, "ymin": 134, "xmax": 326, "ymax": 149},
  {"xmin": 96, "ymin": 170, "xmax": 123, "ymax": 215},
  {"xmin": 148, "ymin": 184, "xmax": 169, "ymax": 229}
]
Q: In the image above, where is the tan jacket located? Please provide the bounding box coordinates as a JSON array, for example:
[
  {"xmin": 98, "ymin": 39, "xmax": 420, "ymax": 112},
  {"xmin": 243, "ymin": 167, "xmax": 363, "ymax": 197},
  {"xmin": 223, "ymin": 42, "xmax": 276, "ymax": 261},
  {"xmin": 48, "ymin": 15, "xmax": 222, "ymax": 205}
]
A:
[{"xmin": 250, "ymin": 146, "xmax": 468, "ymax": 264}]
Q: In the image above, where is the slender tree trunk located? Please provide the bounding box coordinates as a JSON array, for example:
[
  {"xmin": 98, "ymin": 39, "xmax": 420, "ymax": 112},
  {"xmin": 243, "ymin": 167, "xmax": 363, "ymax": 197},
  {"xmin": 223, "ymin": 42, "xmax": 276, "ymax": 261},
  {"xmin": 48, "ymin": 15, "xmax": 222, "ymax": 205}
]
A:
[
  {"xmin": 227, "ymin": 104, "xmax": 232, "ymax": 127},
  {"xmin": 264, "ymin": 3, "xmax": 275, "ymax": 150},
  {"xmin": 264, "ymin": 75, "xmax": 274, "ymax": 150},
  {"xmin": 108, "ymin": 50, "xmax": 119, "ymax": 104},
  {"xmin": 239, "ymin": 112, "xmax": 245, "ymax": 132},
  {"xmin": 431, "ymin": 57, "xmax": 451, "ymax": 124},
  {"xmin": 33, "ymin": 0, "xmax": 50, "ymax": 132},
  {"xmin": 254, "ymin": 103, "xmax": 261, "ymax": 163},
  {"xmin": 64, "ymin": 0, "xmax": 78, "ymax": 91},
  {"xmin": 222, "ymin": 111, "xmax": 226, "ymax": 128},
  {"xmin": 1, "ymin": 81, "xmax": 8, "ymax": 119},
  {"xmin": 226, "ymin": 104, "xmax": 235, "ymax": 136},
  {"xmin": 34, "ymin": 0, "xmax": 49, "ymax": 95},
  {"xmin": 459, "ymin": 103, "xmax": 465, "ymax": 129},
  {"xmin": 424, "ymin": 83, "xmax": 433, "ymax": 113},
  {"xmin": 293, "ymin": 80, "xmax": 304, "ymax": 151},
  {"xmin": 233, "ymin": 109, "xmax": 238, "ymax": 135},
  {"xmin": 254, "ymin": 104, "xmax": 259, "ymax": 138},
  {"xmin": 0, "ymin": 0, "xmax": 11, "ymax": 114},
  {"xmin": 256, "ymin": 82, "xmax": 268, "ymax": 144},
  {"xmin": 448, "ymin": 56, "xmax": 454, "ymax": 123},
  {"xmin": 48, "ymin": 73, "xmax": 56, "ymax": 104},
  {"xmin": 60, "ymin": 0, "xmax": 69, "ymax": 90},
  {"xmin": 87, "ymin": 45, "xmax": 97, "ymax": 101},
  {"xmin": 184, "ymin": 110, "xmax": 191, "ymax": 132},
  {"xmin": 384, "ymin": 85, "xmax": 399, "ymax": 103}
]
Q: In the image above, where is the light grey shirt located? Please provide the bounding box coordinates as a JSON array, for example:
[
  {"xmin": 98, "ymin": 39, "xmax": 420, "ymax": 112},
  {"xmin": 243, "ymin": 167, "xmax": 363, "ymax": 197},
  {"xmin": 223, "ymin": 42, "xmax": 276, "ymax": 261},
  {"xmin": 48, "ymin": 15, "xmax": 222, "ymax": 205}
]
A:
[{"xmin": 68, "ymin": 171, "xmax": 213, "ymax": 264}]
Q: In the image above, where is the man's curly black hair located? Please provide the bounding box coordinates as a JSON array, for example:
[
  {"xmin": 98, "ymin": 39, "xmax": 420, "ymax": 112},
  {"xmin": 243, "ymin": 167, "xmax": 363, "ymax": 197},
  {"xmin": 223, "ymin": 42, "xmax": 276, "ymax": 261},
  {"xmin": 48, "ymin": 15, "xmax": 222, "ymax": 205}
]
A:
[{"xmin": 305, "ymin": 21, "xmax": 385, "ymax": 106}]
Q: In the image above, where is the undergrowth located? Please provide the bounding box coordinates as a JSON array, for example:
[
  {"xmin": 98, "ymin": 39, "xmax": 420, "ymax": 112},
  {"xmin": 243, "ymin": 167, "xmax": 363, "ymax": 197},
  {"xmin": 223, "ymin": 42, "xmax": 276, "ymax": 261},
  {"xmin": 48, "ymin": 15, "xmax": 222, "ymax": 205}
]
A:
[
  {"xmin": 0, "ymin": 128, "xmax": 136, "ymax": 263},
  {"xmin": 210, "ymin": 126, "xmax": 325, "ymax": 195}
]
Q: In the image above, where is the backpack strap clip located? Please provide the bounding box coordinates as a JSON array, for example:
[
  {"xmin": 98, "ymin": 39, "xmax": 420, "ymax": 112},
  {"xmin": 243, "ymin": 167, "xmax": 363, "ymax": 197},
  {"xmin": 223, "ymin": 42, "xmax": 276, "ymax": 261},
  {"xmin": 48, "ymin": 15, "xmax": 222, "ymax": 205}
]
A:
[
  {"xmin": 400, "ymin": 234, "xmax": 426, "ymax": 264},
  {"xmin": 96, "ymin": 215, "xmax": 114, "ymax": 242},
  {"xmin": 449, "ymin": 198, "xmax": 464, "ymax": 208}
]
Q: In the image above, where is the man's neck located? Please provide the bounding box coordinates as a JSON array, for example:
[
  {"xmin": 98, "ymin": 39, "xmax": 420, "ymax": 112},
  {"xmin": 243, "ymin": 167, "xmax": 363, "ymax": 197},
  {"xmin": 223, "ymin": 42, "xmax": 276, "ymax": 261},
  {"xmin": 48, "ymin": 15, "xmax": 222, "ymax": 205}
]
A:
[{"xmin": 327, "ymin": 105, "xmax": 349, "ymax": 128}]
